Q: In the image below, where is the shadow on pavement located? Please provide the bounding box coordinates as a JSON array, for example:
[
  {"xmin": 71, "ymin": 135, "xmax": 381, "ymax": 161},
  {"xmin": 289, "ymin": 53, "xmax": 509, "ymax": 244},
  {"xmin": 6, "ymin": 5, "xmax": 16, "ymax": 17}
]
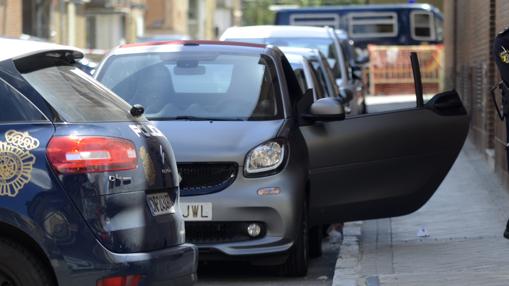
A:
[{"xmin": 196, "ymin": 241, "xmax": 340, "ymax": 285}]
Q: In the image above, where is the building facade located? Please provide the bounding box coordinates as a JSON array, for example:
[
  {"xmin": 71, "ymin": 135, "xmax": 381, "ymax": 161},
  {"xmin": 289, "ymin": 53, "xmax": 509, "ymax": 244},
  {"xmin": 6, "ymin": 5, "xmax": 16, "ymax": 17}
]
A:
[
  {"xmin": 444, "ymin": 0, "xmax": 509, "ymax": 181},
  {"xmin": 85, "ymin": 0, "xmax": 146, "ymax": 49},
  {"xmin": 145, "ymin": 0, "xmax": 241, "ymax": 40},
  {"xmin": 0, "ymin": 0, "xmax": 22, "ymax": 37}
]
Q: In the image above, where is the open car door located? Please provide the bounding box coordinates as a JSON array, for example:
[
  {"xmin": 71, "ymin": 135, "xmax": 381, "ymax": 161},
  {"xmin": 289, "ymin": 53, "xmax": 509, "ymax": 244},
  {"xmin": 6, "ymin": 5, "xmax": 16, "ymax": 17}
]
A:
[{"xmin": 302, "ymin": 53, "xmax": 470, "ymax": 225}]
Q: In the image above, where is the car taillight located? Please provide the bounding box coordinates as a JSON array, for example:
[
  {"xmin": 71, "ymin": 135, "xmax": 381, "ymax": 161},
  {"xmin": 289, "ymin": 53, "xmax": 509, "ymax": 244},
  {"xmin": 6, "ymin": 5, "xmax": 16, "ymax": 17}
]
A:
[
  {"xmin": 96, "ymin": 275, "xmax": 142, "ymax": 286},
  {"xmin": 47, "ymin": 136, "xmax": 137, "ymax": 174}
]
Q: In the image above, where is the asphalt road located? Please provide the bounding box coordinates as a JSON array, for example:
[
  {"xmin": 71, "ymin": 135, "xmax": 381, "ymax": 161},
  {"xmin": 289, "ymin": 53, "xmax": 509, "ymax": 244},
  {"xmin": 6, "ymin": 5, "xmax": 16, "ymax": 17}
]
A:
[{"xmin": 196, "ymin": 239, "xmax": 340, "ymax": 286}]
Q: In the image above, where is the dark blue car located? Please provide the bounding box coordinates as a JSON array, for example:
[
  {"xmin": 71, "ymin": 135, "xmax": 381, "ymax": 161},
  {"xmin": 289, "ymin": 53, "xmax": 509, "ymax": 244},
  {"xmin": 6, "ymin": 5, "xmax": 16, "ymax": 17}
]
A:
[
  {"xmin": 0, "ymin": 38, "xmax": 197, "ymax": 286},
  {"xmin": 274, "ymin": 4, "xmax": 443, "ymax": 48}
]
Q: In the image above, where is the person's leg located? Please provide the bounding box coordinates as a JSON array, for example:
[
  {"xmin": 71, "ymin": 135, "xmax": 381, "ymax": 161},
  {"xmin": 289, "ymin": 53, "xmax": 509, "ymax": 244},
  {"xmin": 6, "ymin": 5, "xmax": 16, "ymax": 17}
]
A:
[{"xmin": 504, "ymin": 219, "xmax": 509, "ymax": 239}]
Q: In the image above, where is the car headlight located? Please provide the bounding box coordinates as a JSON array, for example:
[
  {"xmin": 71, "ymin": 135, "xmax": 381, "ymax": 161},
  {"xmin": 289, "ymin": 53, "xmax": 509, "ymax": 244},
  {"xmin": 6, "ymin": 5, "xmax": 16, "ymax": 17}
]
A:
[{"xmin": 245, "ymin": 140, "xmax": 286, "ymax": 176}]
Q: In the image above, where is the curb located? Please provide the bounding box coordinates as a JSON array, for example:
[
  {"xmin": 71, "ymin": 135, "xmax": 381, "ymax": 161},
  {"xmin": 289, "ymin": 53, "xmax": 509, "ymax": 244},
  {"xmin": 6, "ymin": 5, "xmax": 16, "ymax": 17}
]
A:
[{"xmin": 331, "ymin": 222, "xmax": 364, "ymax": 286}]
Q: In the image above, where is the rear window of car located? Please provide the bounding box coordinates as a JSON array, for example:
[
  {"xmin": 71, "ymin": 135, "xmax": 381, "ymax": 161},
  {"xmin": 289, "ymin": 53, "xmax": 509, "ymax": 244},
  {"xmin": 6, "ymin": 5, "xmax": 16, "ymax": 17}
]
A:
[
  {"xmin": 16, "ymin": 54, "xmax": 136, "ymax": 123},
  {"xmin": 0, "ymin": 77, "xmax": 47, "ymax": 123}
]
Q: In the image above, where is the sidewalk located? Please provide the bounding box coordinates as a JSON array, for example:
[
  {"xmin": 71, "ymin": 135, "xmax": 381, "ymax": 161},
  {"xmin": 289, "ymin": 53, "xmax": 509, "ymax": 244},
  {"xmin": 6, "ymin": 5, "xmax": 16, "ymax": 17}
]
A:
[{"xmin": 333, "ymin": 139, "xmax": 509, "ymax": 286}]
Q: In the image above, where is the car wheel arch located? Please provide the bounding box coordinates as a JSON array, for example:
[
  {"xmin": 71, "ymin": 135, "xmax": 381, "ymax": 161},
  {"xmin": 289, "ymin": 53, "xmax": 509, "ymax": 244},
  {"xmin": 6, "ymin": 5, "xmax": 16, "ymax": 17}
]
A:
[{"xmin": 0, "ymin": 222, "xmax": 58, "ymax": 285}]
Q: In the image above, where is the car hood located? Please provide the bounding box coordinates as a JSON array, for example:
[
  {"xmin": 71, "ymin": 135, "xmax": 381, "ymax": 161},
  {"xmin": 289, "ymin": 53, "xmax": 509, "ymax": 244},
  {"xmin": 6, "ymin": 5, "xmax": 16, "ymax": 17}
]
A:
[{"xmin": 152, "ymin": 120, "xmax": 285, "ymax": 165}]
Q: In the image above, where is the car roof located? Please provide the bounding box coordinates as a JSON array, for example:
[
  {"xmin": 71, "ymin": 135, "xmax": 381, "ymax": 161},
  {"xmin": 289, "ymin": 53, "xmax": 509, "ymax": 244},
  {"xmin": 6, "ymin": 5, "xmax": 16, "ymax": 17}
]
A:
[
  {"xmin": 282, "ymin": 52, "xmax": 305, "ymax": 64},
  {"xmin": 109, "ymin": 40, "xmax": 267, "ymax": 56},
  {"xmin": 278, "ymin": 46, "xmax": 321, "ymax": 59},
  {"xmin": 220, "ymin": 25, "xmax": 332, "ymax": 40},
  {"xmin": 0, "ymin": 38, "xmax": 83, "ymax": 62},
  {"xmin": 276, "ymin": 3, "xmax": 439, "ymax": 13}
]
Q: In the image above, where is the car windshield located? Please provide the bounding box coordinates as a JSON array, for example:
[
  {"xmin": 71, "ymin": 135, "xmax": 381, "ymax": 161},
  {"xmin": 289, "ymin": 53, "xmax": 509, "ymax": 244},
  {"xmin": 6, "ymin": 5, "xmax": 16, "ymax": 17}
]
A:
[
  {"xmin": 228, "ymin": 37, "xmax": 341, "ymax": 79},
  {"xmin": 97, "ymin": 52, "xmax": 283, "ymax": 121}
]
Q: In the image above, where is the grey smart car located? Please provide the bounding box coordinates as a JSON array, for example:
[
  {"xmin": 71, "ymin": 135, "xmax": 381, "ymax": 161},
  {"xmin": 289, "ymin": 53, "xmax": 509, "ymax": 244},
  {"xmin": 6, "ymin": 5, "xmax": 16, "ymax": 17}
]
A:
[{"xmin": 95, "ymin": 40, "xmax": 469, "ymax": 276}]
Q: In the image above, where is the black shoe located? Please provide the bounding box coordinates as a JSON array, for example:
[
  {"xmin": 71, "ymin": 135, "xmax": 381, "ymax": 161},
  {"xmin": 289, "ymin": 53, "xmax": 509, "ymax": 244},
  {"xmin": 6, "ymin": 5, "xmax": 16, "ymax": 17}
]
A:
[{"xmin": 504, "ymin": 220, "xmax": 509, "ymax": 239}]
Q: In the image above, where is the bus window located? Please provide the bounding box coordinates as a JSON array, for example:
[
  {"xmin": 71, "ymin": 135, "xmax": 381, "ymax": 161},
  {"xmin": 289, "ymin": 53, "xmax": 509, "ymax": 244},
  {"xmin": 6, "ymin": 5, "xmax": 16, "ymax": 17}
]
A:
[
  {"xmin": 348, "ymin": 12, "xmax": 398, "ymax": 38},
  {"xmin": 435, "ymin": 16, "xmax": 444, "ymax": 42},
  {"xmin": 289, "ymin": 13, "xmax": 340, "ymax": 28},
  {"xmin": 411, "ymin": 11, "xmax": 435, "ymax": 41}
]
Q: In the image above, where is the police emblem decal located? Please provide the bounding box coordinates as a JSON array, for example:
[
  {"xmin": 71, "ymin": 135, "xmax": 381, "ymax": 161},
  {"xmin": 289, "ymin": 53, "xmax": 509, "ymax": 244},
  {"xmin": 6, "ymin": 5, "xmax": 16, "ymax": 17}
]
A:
[
  {"xmin": 139, "ymin": 146, "xmax": 156, "ymax": 186},
  {"xmin": 500, "ymin": 46, "xmax": 509, "ymax": 64},
  {"xmin": 0, "ymin": 130, "xmax": 39, "ymax": 197}
]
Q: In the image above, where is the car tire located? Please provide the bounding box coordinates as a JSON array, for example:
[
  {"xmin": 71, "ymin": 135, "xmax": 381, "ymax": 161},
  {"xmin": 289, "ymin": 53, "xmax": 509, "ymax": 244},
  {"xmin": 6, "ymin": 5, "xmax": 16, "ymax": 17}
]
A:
[
  {"xmin": 0, "ymin": 238, "xmax": 54, "ymax": 286},
  {"xmin": 362, "ymin": 100, "xmax": 368, "ymax": 114},
  {"xmin": 308, "ymin": 225, "xmax": 323, "ymax": 258},
  {"xmin": 279, "ymin": 200, "xmax": 309, "ymax": 277}
]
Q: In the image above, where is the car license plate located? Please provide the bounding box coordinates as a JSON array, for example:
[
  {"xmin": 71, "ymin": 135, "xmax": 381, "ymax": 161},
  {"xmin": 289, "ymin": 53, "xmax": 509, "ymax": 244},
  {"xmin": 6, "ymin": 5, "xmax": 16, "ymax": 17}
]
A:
[
  {"xmin": 147, "ymin": 193, "xmax": 175, "ymax": 216},
  {"xmin": 181, "ymin": 202, "xmax": 212, "ymax": 221}
]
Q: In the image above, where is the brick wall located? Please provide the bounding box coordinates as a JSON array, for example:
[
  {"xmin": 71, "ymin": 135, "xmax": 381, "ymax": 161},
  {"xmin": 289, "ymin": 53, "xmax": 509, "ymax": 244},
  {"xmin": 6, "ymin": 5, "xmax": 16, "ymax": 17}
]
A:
[
  {"xmin": 445, "ymin": 0, "xmax": 509, "ymax": 177},
  {"xmin": 494, "ymin": 0, "xmax": 509, "ymax": 173}
]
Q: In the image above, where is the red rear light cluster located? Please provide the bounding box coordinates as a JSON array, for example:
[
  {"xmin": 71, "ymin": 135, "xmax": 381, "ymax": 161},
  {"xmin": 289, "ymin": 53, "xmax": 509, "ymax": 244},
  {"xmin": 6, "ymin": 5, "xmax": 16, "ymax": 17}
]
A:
[
  {"xmin": 47, "ymin": 136, "xmax": 137, "ymax": 174},
  {"xmin": 96, "ymin": 275, "xmax": 142, "ymax": 286}
]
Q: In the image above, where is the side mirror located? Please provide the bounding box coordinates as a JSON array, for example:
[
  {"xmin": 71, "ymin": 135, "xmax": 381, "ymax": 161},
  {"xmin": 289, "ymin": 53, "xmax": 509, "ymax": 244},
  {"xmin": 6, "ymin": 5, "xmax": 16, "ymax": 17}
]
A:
[
  {"xmin": 339, "ymin": 87, "xmax": 353, "ymax": 102},
  {"xmin": 304, "ymin": 97, "xmax": 346, "ymax": 122}
]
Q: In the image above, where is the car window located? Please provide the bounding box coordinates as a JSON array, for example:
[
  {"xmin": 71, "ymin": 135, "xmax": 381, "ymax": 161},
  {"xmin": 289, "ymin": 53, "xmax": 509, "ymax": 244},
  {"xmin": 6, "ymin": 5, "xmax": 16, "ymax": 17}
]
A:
[
  {"xmin": 339, "ymin": 41, "xmax": 352, "ymax": 80},
  {"xmin": 310, "ymin": 57, "xmax": 338, "ymax": 99},
  {"xmin": 0, "ymin": 77, "xmax": 47, "ymax": 123},
  {"xmin": 227, "ymin": 37, "xmax": 342, "ymax": 79},
  {"xmin": 97, "ymin": 52, "xmax": 283, "ymax": 121},
  {"xmin": 20, "ymin": 65, "xmax": 136, "ymax": 123},
  {"xmin": 294, "ymin": 68, "xmax": 308, "ymax": 94},
  {"xmin": 288, "ymin": 60, "xmax": 308, "ymax": 94},
  {"xmin": 411, "ymin": 11, "xmax": 434, "ymax": 41},
  {"xmin": 320, "ymin": 55, "xmax": 340, "ymax": 96},
  {"xmin": 309, "ymin": 62, "xmax": 328, "ymax": 98}
]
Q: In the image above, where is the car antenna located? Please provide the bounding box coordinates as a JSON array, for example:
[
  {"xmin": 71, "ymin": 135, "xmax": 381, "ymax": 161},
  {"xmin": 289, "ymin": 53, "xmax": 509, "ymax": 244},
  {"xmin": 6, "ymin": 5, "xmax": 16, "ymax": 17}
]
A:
[{"xmin": 410, "ymin": 52, "xmax": 424, "ymax": 108}]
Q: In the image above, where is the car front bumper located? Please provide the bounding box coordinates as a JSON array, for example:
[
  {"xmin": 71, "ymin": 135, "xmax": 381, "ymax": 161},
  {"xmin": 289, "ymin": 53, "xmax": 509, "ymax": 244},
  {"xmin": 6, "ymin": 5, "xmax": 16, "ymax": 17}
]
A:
[{"xmin": 181, "ymin": 166, "xmax": 306, "ymax": 259}]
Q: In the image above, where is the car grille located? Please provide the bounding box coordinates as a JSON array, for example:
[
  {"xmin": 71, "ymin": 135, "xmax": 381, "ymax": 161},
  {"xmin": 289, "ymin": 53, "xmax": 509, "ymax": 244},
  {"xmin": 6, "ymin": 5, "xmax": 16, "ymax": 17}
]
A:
[
  {"xmin": 185, "ymin": 222, "xmax": 266, "ymax": 244},
  {"xmin": 178, "ymin": 163, "xmax": 238, "ymax": 196}
]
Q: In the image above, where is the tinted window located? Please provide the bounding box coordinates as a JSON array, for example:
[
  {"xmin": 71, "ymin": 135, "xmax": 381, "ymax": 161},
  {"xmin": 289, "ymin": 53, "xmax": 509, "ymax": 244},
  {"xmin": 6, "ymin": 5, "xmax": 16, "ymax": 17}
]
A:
[
  {"xmin": 21, "ymin": 65, "xmax": 135, "ymax": 123},
  {"xmin": 288, "ymin": 61, "xmax": 308, "ymax": 94},
  {"xmin": 349, "ymin": 13, "xmax": 397, "ymax": 38},
  {"xmin": 0, "ymin": 78, "xmax": 46, "ymax": 123},
  {"xmin": 309, "ymin": 61, "xmax": 328, "ymax": 98},
  {"xmin": 294, "ymin": 69, "xmax": 308, "ymax": 94},
  {"xmin": 289, "ymin": 14, "xmax": 340, "ymax": 28},
  {"xmin": 98, "ymin": 52, "xmax": 283, "ymax": 121}
]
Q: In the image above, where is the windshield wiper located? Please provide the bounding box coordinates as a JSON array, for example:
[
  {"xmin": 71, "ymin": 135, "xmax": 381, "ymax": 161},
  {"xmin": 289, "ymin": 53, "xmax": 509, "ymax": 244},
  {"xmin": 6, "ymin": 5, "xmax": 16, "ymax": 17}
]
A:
[{"xmin": 148, "ymin": 116, "xmax": 246, "ymax": 121}]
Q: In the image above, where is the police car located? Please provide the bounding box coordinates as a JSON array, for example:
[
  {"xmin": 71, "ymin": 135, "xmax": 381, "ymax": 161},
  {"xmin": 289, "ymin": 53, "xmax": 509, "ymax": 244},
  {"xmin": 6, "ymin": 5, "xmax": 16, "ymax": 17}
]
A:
[{"xmin": 0, "ymin": 38, "xmax": 197, "ymax": 286}]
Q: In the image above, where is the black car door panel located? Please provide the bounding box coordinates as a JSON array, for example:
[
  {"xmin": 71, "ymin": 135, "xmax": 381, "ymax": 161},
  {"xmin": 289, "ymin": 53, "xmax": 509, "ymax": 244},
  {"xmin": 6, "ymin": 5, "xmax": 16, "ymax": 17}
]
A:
[{"xmin": 302, "ymin": 90, "xmax": 469, "ymax": 225}]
